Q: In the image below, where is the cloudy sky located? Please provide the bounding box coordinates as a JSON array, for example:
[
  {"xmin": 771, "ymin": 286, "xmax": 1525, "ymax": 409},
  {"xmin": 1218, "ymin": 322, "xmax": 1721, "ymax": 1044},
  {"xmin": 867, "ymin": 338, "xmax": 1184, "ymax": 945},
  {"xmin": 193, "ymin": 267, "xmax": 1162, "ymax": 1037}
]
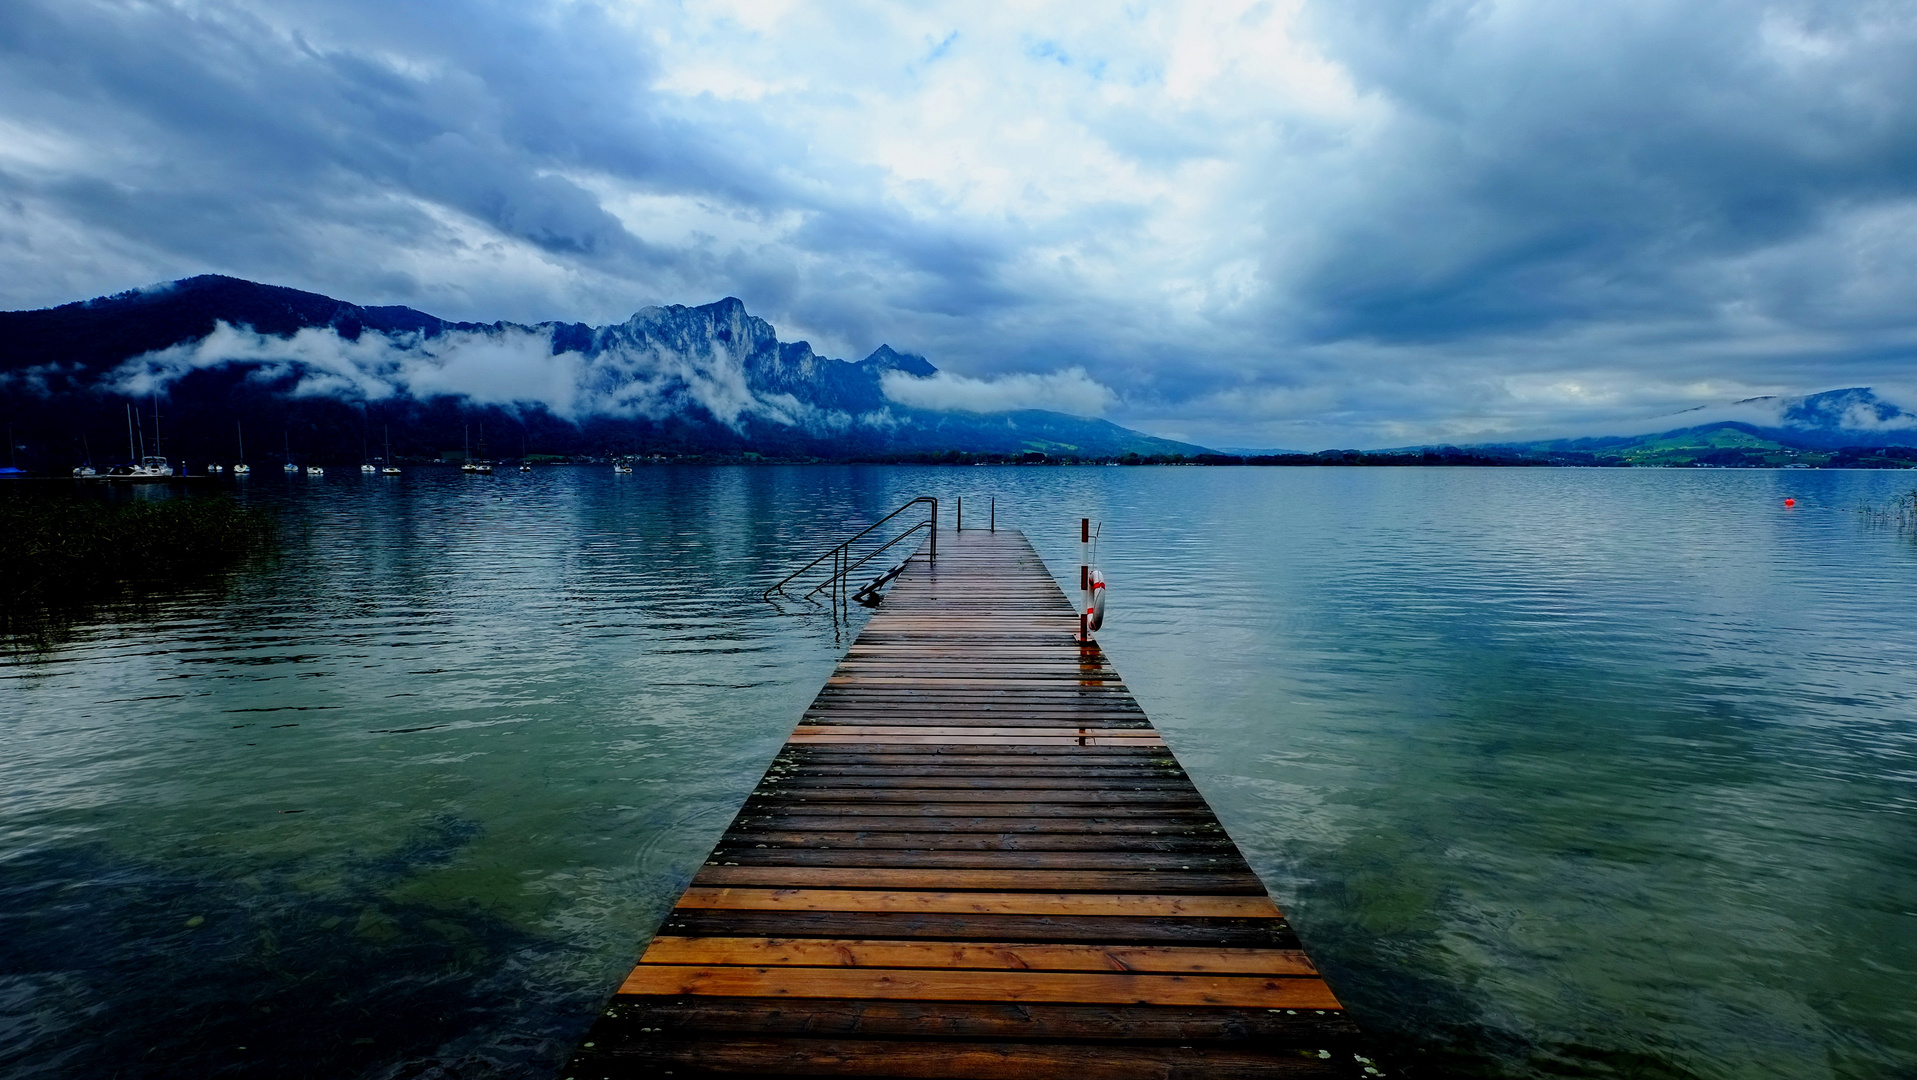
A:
[{"xmin": 3, "ymin": 0, "xmax": 1915, "ymax": 448}]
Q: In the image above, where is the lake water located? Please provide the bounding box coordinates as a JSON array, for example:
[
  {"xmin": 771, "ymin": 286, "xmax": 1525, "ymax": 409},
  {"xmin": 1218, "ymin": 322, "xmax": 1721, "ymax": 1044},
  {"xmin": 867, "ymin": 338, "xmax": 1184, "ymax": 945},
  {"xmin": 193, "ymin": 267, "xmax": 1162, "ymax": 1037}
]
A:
[{"xmin": 3, "ymin": 466, "xmax": 1914, "ymax": 1079}]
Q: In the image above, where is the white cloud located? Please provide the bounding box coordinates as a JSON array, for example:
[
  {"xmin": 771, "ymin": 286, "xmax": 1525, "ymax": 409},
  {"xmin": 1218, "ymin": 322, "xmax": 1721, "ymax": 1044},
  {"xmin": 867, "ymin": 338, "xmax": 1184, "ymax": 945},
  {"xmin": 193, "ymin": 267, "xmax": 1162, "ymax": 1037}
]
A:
[
  {"xmin": 107, "ymin": 320, "xmax": 868, "ymax": 434},
  {"xmin": 880, "ymin": 366, "xmax": 1116, "ymax": 415},
  {"xmin": 112, "ymin": 322, "xmax": 586, "ymax": 413}
]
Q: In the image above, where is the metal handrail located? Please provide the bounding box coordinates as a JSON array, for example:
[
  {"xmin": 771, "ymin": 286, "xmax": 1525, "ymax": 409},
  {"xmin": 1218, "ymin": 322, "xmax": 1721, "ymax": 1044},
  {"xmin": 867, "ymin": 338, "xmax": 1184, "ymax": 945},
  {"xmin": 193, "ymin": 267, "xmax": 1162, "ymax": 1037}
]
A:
[
  {"xmin": 819, "ymin": 520, "xmax": 929, "ymax": 599},
  {"xmin": 763, "ymin": 496, "xmax": 937, "ymax": 601}
]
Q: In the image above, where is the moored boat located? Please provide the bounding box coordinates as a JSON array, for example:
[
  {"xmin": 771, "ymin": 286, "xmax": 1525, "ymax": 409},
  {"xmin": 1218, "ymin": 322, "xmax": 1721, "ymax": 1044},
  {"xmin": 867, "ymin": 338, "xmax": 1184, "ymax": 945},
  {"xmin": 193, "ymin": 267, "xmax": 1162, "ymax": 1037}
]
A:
[
  {"xmin": 104, "ymin": 456, "xmax": 175, "ymax": 481},
  {"xmin": 460, "ymin": 422, "xmax": 494, "ymax": 473}
]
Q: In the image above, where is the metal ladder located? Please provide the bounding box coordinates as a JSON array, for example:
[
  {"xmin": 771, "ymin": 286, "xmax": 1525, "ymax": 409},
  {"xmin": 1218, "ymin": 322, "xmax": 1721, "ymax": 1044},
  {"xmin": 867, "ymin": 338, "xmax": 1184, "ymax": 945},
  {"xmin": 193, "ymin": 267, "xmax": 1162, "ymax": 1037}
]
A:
[{"xmin": 763, "ymin": 496, "xmax": 937, "ymax": 606}]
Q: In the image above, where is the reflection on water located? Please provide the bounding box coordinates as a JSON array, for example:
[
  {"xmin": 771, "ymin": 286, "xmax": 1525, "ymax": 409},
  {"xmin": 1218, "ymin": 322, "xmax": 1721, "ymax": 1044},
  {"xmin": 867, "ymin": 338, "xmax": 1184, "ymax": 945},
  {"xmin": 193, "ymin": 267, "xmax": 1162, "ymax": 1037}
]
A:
[{"xmin": 3, "ymin": 466, "xmax": 1914, "ymax": 1079}]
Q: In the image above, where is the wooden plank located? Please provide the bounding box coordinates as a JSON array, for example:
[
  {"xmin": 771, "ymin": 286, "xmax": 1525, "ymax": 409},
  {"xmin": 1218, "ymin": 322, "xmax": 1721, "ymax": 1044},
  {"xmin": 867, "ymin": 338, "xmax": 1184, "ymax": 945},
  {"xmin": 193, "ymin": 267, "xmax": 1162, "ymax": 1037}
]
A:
[
  {"xmin": 768, "ymin": 772, "xmax": 1189, "ymax": 784},
  {"xmin": 822, "ymin": 680, "xmax": 1129, "ymax": 689},
  {"xmin": 767, "ymin": 775, "xmax": 1195, "ymax": 788},
  {"xmin": 707, "ymin": 849, "xmax": 1251, "ymax": 870},
  {"xmin": 735, "ymin": 816, "xmax": 1221, "ymax": 833},
  {"xmin": 690, "ymin": 866, "xmax": 1265, "ymax": 893},
  {"xmin": 739, "ymin": 807, "xmax": 1214, "ymax": 823},
  {"xmin": 572, "ymin": 1037, "xmax": 1354, "ymax": 1080},
  {"xmin": 672, "ymin": 888, "xmax": 1283, "ymax": 918},
  {"xmin": 787, "ymin": 735, "xmax": 1166, "ymax": 746},
  {"xmin": 619, "ymin": 965, "xmax": 1341, "ymax": 1009},
  {"xmin": 801, "ymin": 715, "xmax": 1151, "ymax": 724},
  {"xmin": 637, "ymin": 937, "xmax": 1319, "ymax": 975},
  {"xmin": 717, "ymin": 831, "xmax": 1239, "ymax": 852},
  {"xmin": 750, "ymin": 788, "xmax": 1205, "ymax": 804},
  {"xmin": 774, "ymin": 748, "xmax": 1176, "ymax": 763},
  {"xmin": 593, "ymin": 997, "xmax": 1363, "ymax": 1042},
  {"xmin": 790, "ymin": 726, "xmax": 1161, "ymax": 738},
  {"xmin": 658, "ymin": 910, "xmax": 1303, "ymax": 947}
]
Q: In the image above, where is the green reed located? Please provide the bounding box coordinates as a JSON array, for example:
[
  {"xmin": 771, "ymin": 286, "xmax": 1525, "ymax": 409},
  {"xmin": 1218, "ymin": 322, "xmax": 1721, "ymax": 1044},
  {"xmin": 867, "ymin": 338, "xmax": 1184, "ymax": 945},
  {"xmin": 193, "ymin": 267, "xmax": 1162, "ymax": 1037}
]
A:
[{"xmin": 0, "ymin": 493, "xmax": 277, "ymax": 647}]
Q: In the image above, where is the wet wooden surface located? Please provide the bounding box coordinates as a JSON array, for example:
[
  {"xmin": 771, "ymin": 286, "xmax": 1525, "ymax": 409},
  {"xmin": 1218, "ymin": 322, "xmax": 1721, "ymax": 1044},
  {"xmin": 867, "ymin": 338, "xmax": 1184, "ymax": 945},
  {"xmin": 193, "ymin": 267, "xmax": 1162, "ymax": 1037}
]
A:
[{"xmin": 564, "ymin": 528, "xmax": 1375, "ymax": 1079}]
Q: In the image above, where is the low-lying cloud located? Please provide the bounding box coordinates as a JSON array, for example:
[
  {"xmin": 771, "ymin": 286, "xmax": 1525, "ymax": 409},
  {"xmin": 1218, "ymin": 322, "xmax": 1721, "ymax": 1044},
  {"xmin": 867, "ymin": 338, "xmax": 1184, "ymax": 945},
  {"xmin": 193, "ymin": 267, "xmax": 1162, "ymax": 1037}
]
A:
[
  {"xmin": 109, "ymin": 321, "xmax": 860, "ymax": 433},
  {"xmin": 1609, "ymin": 390, "xmax": 1917, "ymax": 439},
  {"xmin": 880, "ymin": 367, "xmax": 1116, "ymax": 416}
]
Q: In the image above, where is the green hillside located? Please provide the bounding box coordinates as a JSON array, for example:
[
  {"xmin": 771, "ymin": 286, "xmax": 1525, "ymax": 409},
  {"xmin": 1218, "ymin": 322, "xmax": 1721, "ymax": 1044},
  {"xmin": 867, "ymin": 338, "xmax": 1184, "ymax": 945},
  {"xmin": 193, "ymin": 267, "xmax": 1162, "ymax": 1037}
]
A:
[{"xmin": 1614, "ymin": 429, "xmax": 1816, "ymax": 466}]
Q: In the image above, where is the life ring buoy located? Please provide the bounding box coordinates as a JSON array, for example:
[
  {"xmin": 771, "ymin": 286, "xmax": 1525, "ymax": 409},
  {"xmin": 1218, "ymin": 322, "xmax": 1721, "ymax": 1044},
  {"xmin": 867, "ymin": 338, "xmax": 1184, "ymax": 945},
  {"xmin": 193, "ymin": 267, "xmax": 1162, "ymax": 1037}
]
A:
[{"xmin": 1087, "ymin": 569, "xmax": 1105, "ymax": 632}]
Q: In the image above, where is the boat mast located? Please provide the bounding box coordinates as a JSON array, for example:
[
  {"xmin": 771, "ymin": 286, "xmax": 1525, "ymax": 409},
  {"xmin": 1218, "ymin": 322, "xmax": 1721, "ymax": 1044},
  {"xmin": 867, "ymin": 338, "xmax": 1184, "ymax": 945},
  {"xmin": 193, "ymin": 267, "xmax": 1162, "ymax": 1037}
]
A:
[
  {"xmin": 127, "ymin": 403, "xmax": 135, "ymax": 463},
  {"xmin": 238, "ymin": 420, "xmax": 245, "ymax": 460}
]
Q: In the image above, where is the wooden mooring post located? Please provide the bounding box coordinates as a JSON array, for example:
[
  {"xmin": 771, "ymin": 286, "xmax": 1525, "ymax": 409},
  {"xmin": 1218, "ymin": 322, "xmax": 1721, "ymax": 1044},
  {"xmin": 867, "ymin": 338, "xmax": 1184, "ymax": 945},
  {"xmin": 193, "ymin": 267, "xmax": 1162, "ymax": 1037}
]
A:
[{"xmin": 565, "ymin": 525, "xmax": 1375, "ymax": 1078}]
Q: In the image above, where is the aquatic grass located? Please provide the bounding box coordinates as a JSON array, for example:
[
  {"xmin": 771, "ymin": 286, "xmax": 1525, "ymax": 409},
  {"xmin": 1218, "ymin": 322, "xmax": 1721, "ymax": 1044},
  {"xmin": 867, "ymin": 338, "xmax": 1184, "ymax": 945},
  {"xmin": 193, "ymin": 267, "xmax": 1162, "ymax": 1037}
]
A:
[
  {"xmin": 1853, "ymin": 489, "xmax": 1917, "ymax": 530},
  {"xmin": 0, "ymin": 491, "xmax": 277, "ymax": 647}
]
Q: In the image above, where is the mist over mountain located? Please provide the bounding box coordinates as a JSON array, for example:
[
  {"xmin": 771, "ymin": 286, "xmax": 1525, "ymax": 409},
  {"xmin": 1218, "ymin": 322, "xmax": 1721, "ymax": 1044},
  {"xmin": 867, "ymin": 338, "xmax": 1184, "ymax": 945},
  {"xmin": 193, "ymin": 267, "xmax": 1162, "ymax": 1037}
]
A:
[
  {"xmin": 1478, "ymin": 387, "xmax": 1917, "ymax": 466},
  {"xmin": 0, "ymin": 277, "xmax": 1205, "ymax": 469}
]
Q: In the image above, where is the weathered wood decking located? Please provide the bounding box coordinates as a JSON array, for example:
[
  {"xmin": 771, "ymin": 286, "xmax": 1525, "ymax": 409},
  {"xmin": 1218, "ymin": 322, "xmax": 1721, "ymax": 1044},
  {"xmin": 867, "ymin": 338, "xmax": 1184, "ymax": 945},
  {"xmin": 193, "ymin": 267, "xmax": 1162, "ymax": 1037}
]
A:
[{"xmin": 566, "ymin": 527, "xmax": 1371, "ymax": 1078}]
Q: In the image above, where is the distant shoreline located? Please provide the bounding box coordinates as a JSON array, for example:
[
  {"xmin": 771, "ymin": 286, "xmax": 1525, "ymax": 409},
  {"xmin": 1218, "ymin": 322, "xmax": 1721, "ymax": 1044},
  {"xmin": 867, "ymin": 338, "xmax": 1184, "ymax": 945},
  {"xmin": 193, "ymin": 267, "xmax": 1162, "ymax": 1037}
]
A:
[{"xmin": 5, "ymin": 452, "xmax": 1913, "ymax": 474}]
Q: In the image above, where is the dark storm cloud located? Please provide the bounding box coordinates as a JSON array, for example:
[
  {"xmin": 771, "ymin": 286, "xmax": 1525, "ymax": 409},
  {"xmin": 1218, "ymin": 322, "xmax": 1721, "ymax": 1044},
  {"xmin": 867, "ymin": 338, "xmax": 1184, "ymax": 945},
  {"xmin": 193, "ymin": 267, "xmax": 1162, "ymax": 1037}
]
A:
[
  {"xmin": 0, "ymin": 0, "xmax": 667, "ymax": 296},
  {"xmin": 1287, "ymin": 0, "xmax": 1917, "ymax": 344},
  {"xmin": 0, "ymin": 0, "xmax": 1005, "ymax": 320}
]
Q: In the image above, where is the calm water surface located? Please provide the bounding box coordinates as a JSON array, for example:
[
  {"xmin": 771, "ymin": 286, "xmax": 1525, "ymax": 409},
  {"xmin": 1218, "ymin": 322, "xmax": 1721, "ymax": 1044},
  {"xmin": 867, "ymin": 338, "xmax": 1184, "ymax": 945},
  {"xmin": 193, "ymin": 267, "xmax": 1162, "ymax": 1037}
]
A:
[{"xmin": 3, "ymin": 466, "xmax": 1914, "ymax": 1079}]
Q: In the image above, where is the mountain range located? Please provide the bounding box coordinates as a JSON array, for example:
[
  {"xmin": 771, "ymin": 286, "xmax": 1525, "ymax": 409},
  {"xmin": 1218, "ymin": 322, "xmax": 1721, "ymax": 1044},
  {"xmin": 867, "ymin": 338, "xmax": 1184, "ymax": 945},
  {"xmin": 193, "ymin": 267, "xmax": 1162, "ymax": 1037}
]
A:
[
  {"xmin": 4, "ymin": 276, "xmax": 1913, "ymax": 472},
  {"xmin": 0, "ymin": 276, "xmax": 1205, "ymax": 470}
]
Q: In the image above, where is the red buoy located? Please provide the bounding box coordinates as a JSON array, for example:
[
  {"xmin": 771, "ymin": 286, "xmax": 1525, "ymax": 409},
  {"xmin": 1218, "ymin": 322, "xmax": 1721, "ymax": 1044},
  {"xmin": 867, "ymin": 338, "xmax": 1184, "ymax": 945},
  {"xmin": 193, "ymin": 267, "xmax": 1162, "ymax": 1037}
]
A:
[{"xmin": 1784, "ymin": 498, "xmax": 1796, "ymax": 507}]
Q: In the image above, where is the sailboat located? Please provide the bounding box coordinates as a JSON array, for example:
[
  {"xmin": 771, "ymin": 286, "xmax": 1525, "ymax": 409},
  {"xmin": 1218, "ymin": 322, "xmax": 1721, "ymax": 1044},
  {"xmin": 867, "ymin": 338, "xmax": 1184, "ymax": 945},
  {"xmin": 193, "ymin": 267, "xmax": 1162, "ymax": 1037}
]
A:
[
  {"xmin": 283, "ymin": 432, "xmax": 298, "ymax": 473},
  {"xmin": 105, "ymin": 402, "xmax": 173, "ymax": 479},
  {"xmin": 360, "ymin": 430, "xmax": 377, "ymax": 473},
  {"xmin": 233, "ymin": 422, "xmax": 250, "ymax": 474},
  {"xmin": 518, "ymin": 432, "xmax": 531, "ymax": 472},
  {"xmin": 381, "ymin": 426, "xmax": 401, "ymax": 475},
  {"xmin": 71, "ymin": 434, "xmax": 97, "ymax": 477},
  {"xmin": 459, "ymin": 422, "xmax": 493, "ymax": 474}
]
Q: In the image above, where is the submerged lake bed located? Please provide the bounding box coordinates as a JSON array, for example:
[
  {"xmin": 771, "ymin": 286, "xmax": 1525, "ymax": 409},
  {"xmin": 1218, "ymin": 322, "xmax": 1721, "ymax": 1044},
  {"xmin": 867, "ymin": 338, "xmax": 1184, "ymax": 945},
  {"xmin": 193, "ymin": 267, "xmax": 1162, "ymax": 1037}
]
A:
[{"xmin": 3, "ymin": 466, "xmax": 1914, "ymax": 1079}]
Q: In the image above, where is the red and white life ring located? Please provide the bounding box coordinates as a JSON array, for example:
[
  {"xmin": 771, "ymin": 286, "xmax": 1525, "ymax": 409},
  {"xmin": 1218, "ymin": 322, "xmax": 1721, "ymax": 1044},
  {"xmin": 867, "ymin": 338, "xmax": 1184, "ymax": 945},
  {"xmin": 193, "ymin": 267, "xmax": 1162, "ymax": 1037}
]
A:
[{"xmin": 1086, "ymin": 569, "xmax": 1106, "ymax": 632}]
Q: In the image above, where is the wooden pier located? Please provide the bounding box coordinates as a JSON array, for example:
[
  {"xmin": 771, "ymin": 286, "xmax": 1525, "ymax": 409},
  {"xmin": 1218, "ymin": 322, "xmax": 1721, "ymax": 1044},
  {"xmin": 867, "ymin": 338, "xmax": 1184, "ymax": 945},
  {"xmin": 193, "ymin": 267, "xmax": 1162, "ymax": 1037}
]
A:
[{"xmin": 566, "ymin": 527, "xmax": 1371, "ymax": 1078}]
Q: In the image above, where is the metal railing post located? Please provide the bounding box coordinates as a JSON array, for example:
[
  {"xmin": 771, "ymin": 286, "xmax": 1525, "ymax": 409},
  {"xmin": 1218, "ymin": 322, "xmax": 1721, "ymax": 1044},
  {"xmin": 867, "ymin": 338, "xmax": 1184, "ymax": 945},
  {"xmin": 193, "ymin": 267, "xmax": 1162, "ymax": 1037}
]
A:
[{"xmin": 1077, "ymin": 517, "xmax": 1090, "ymax": 642}]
